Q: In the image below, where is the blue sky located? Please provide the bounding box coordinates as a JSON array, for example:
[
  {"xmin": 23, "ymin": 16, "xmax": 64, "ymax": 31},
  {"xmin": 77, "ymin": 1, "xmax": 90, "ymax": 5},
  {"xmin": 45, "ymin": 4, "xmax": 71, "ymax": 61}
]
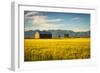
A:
[{"xmin": 24, "ymin": 11, "xmax": 90, "ymax": 32}]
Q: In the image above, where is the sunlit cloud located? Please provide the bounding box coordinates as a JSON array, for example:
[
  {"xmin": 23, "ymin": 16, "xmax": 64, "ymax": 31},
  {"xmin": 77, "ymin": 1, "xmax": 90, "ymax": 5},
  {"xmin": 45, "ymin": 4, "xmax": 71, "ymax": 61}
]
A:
[
  {"xmin": 25, "ymin": 11, "xmax": 63, "ymax": 30},
  {"xmin": 32, "ymin": 15, "xmax": 59, "ymax": 30}
]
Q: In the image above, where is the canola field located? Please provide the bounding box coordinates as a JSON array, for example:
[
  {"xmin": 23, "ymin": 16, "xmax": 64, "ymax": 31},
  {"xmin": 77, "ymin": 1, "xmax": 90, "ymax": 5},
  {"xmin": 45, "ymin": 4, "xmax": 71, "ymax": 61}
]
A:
[{"xmin": 24, "ymin": 38, "xmax": 90, "ymax": 61}]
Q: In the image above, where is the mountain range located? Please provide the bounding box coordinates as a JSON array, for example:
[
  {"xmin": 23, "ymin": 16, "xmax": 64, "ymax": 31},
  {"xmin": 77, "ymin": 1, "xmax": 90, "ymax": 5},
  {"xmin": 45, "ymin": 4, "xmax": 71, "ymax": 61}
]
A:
[{"xmin": 24, "ymin": 30, "xmax": 90, "ymax": 39}]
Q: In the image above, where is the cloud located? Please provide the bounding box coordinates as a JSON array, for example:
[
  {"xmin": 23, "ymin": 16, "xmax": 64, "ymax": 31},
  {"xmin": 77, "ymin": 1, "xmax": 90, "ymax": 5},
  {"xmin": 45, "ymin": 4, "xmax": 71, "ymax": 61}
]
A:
[
  {"xmin": 32, "ymin": 15, "xmax": 47, "ymax": 27},
  {"xmin": 71, "ymin": 17, "xmax": 82, "ymax": 23},
  {"xmin": 47, "ymin": 19, "xmax": 62, "ymax": 22},
  {"xmin": 25, "ymin": 12, "xmax": 62, "ymax": 22},
  {"xmin": 71, "ymin": 17, "xmax": 81, "ymax": 21},
  {"xmin": 25, "ymin": 11, "xmax": 63, "ymax": 30},
  {"xmin": 25, "ymin": 12, "xmax": 40, "ymax": 17},
  {"xmin": 32, "ymin": 15, "xmax": 58, "ymax": 30}
]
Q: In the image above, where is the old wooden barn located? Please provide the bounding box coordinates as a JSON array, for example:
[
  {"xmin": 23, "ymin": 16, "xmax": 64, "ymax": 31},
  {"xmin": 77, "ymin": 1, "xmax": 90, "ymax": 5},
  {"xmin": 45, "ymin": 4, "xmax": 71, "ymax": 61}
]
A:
[{"xmin": 34, "ymin": 31, "xmax": 52, "ymax": 39}]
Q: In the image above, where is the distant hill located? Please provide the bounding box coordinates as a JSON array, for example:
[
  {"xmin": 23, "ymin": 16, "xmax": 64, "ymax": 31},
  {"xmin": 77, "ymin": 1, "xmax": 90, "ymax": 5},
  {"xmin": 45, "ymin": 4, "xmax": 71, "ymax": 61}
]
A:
[{"xmin": 24, "ymin": 30, "xmax": 90, "ymax": 39}]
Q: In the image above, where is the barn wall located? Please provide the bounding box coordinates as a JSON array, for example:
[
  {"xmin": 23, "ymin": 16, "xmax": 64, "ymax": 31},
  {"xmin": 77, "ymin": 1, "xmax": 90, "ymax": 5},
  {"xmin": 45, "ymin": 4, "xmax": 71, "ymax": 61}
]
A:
[
  {"xmin": 35, "ymin": 32, "xmax": 40, "ymax": 39},
  {"xmin": 40, "ymin": 34, "xmax": 52, "ymax": 39}
]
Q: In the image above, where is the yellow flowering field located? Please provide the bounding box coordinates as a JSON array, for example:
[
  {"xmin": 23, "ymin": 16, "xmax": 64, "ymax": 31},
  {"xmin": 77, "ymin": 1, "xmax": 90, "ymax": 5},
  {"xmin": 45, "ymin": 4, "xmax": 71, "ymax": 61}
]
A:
[{"xmin": 24, "ymin": 38, "xmax": 90, "ymax": 61}]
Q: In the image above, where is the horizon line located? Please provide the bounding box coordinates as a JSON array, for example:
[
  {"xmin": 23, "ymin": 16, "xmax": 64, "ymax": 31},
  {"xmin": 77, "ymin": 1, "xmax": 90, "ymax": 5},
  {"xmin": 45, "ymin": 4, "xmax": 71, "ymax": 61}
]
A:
[{"xmin": 24, "ymin": 29, "xmax": 90, "ymax": 32}]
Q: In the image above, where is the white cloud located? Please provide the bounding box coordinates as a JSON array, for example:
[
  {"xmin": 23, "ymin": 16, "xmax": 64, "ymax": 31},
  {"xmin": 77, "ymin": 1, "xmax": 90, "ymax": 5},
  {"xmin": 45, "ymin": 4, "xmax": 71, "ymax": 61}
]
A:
[
  {"xmin": 25, "ymin": 12, "xmax": 39, "ymax": 17},
  {"xmin": 71, "ymin": 17, "xmax": 82, "ymax": 23},
  {"xmin": 32, "ymin": 15, "xmax": 58, "ymax": 30},
  {"xmin": 25, "ymin": 11, "xmax": 63, "ymax": 30},
  {"xmin": 32, "ymin": 15, "xmax": 47, "ymax": 27},
  {"xmin": 47, "ymin": 19, "xmax": 62, "ymax": 22},
  {"xmin": 71, "ymin": 17, "xmax": 81, "ymax": 20}
]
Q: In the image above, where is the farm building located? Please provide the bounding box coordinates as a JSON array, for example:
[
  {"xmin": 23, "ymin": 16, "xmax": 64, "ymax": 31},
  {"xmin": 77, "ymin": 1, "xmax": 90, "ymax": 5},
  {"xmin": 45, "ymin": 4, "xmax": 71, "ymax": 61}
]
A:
[
  {"xmin": 34, "ymin": 31, "xmax": 40, "ymax": 39},
  {"xmin": 24, "ymin": 30, "xmax": 35, "ymax": 39},
  {"xmin": 34, "ymin": 31, "xmax": 52, "ymax": 39},
  {"xmin": 64, "ymin": 34, "xmax": 69, "ymax": 38}
]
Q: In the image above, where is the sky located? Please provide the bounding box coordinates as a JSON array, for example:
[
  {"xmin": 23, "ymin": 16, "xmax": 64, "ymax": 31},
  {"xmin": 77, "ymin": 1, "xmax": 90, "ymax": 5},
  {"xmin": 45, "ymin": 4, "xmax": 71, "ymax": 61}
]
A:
[{"xmin": 24, "ymin": 11, "xmax": 90, "ymax": 32}]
